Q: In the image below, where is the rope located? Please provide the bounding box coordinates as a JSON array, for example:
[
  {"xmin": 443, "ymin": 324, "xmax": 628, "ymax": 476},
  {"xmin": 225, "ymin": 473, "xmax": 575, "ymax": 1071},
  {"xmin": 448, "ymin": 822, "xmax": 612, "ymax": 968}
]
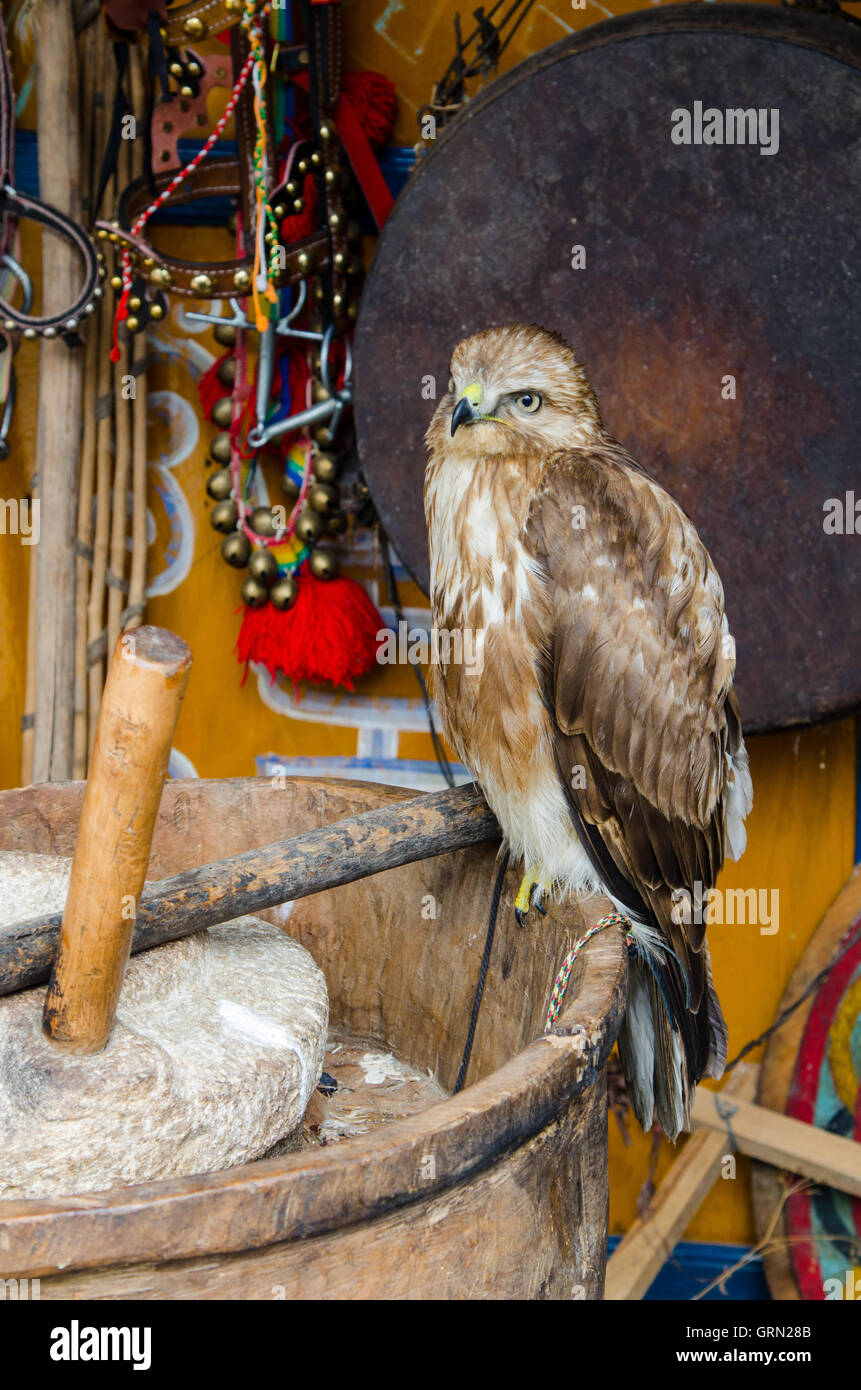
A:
[
  {"xmin": 544, "ymin": 912, "xmax": 633, "ymax": 1032},
  {"xmin": 110, "ymin": 50, "xmax": 256, "ymax": 360},
  {"xmin": 454, "ymin": 850, "xmax": 510, "ymax": 1094}
]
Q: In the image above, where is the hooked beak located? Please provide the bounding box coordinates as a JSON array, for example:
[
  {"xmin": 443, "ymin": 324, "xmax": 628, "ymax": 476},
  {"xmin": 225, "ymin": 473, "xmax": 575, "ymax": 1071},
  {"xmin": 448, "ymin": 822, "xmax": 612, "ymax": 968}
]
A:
[
  {"xmin": 450, "ymin": 396, "xmax": 477, "ymax": 435},
  {"xmin": 451, "ymin": 382, "xmax": 484, "ymax": 436}
]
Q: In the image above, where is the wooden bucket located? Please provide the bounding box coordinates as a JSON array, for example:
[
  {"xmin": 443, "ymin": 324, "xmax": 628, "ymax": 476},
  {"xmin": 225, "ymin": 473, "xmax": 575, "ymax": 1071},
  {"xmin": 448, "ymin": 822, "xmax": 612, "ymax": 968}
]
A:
[{"xmin": 0, "ymin": 777, "xmax": 626, "ymax": 1300}]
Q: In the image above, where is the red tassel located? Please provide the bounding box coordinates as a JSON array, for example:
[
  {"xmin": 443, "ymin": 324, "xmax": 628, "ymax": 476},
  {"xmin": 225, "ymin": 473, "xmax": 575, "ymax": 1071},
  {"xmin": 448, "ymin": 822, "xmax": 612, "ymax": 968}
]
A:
[
  {"xmin": 280, "ymin": 171, "xmax": 318, "ymax": 245},
  {"xmin": 235, "ymin": 569, "xmax": 384, "ymax": 690},
  {"xmin": 342, "ymin": 70, "xmax": 397, "ymax": 148},
  {"xmin": 199, "ymin": 353, "xmax": 233, "ymax": 417}
]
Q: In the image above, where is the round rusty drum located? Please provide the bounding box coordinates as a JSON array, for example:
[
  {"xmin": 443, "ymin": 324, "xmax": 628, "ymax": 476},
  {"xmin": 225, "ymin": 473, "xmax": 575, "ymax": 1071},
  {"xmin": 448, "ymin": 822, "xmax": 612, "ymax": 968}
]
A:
[{"xmin": 354, "ymin": 3, "xmax": 861, "ymax": 733}]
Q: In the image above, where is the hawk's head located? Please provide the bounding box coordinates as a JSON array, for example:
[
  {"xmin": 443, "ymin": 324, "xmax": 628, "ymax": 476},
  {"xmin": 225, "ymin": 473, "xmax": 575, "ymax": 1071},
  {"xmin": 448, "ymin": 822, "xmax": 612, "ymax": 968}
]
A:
[{"xmin": 429, "ymin": 323, "xmax": 603, "ymax": 460}]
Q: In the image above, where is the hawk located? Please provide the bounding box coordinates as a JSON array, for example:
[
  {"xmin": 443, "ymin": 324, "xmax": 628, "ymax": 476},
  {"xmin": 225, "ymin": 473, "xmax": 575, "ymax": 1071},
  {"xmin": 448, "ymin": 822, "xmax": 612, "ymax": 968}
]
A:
[{"xmin": 425, "ymin": 324, "xmax": 752, "ymax": 1139}]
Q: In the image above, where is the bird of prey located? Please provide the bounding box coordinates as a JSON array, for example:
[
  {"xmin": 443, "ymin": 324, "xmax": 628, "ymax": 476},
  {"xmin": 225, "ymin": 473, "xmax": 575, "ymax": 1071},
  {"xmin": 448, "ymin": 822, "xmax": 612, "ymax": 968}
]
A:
[{"xmin": 425, "ymin": 324, "xmax": 752, "ymax": 1139}]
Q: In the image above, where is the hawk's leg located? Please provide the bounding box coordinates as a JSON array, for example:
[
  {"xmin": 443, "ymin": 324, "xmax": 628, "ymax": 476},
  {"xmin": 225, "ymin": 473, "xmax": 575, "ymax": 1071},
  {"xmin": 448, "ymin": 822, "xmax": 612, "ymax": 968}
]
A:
[{"xmin": 514, "ymin": 872, "xmax": 551, "ymax": 927}]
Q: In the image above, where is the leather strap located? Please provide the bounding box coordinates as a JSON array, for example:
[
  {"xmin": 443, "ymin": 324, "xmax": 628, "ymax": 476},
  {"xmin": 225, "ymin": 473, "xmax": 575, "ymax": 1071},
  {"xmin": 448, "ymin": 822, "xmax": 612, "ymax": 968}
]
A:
[
  {"xmin": 98, "ymin": 155, "xmax": 330, "ymax": 297},
  {"xmin": 230, "ymin": 22, "xmax": 257, "ymax": 257},
  {"xmin": 103, "ymin": 0, "xmax": 253, "ymax": 47}
]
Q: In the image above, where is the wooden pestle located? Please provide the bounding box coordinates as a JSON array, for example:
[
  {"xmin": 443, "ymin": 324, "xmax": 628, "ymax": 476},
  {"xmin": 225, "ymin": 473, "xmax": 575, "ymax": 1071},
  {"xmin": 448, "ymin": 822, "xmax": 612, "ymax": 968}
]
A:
[{"xmin": 41, "ymin": 627, "xmax": 192, "ymax": 1053}]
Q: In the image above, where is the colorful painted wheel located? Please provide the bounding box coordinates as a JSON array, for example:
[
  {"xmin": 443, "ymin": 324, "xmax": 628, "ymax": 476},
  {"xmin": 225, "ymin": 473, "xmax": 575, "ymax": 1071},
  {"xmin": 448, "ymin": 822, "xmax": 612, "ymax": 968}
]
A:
[{"xmin": 752, "ymin": 870, "xmax": 861, "ymax": 1300}]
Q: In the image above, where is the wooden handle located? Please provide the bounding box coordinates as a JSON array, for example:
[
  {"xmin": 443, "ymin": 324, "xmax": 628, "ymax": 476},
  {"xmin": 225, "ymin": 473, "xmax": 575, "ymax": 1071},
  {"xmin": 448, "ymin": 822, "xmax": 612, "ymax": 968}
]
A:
[
  {"xmin": 41, "ymin": 627, "xmax": 192, "ymax": 1052},
  {"xmin": 3, "ymin": 784, "xmax": 498, "ymax": 1000}
]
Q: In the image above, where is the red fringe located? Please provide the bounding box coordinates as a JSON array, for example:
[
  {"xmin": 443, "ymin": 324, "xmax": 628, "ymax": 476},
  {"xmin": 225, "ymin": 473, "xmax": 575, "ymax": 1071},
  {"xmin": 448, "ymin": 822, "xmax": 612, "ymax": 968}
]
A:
[
  {"xmin": 342, "ymin": 70, "xmax": 397, "ymax": 148},
  {"xmin": 235, "ymin": 569, "xmax": 384, "ymax": 691},
  {"xmin": 280, "ymin": 172, "xmax": 318, "ymax": 245}
]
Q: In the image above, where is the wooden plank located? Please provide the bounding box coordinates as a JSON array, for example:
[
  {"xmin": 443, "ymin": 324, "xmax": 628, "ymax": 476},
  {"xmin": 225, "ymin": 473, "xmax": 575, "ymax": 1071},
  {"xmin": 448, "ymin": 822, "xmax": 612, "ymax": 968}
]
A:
[
  {"xmin": 604, "ymin": 1064, "xmax": 758, "ymax": 1301},
  {"xmin": 31, "ymin": 0, "xmax": 84, "ymax": 782},
  {"xmin": 0, "ymin": 782, "xmax": 500, "ymax": 997},
  {"xmin": 692, "ymin": 1088, "xmax": 861, "ymax": 1201}
]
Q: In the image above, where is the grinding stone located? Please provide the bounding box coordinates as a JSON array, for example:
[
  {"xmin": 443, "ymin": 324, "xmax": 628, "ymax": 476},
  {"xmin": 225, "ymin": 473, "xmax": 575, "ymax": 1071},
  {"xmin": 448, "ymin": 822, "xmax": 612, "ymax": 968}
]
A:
[{"xmin": 0, "ymin": 852, "xmax": 328, "ymax": 1200}]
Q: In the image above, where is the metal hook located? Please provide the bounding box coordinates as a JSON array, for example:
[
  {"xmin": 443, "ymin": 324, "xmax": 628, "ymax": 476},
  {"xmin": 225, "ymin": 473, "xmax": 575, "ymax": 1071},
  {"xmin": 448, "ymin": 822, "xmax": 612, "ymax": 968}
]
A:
[
  {"xmin": 1, "ymin": 254, "xmax": 33, "ymax": 315},
  {"xmin": 247, "ymin": 325, "xmax": 353, "ymax": 451}
]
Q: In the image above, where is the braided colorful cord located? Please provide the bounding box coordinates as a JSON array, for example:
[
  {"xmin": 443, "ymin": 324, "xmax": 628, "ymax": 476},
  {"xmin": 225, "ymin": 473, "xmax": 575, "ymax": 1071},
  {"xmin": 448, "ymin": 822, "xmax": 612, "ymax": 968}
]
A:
[{"xmin": 543, "ymin": 912, "xmax": 633, "ymax": 1032}]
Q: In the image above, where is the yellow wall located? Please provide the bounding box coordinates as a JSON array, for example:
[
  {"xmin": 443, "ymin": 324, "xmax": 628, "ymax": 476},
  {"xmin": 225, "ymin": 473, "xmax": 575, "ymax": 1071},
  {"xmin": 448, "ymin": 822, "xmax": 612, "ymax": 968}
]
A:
[{"xmin": 0, "ymin": 0, "xmax": 857, "ymax": 1250}]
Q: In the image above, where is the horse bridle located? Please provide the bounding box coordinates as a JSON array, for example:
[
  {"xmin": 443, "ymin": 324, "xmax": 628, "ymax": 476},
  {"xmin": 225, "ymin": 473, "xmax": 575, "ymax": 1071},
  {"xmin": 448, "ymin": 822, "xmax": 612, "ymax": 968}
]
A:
[{"xmin": 0, "ymin": 15, "xmax": 102, "ymax": 347}]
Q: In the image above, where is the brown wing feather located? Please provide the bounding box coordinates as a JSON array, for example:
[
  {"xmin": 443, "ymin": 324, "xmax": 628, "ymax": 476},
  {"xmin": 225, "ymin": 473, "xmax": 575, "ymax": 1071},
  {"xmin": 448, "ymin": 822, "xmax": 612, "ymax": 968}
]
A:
[{"xmin": 526, "ymin": 443, "xmax": 739, "ymax": 1081}]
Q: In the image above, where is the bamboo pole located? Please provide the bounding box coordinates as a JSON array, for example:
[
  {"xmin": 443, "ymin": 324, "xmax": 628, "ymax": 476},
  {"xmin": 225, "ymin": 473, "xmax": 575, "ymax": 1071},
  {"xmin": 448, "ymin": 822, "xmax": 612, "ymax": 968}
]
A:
[
  {"xmin": 74, "ymin": 20, "xmax": 99, "ymax": 777},
  {"xmin": 106, "ymin": 89, "xmax": 135, "ymax": 654},
  {"xmin": 86, "ymin": 19, "xmax": 113, "ymax": 757},
  {"xmin": 126, "ymin": 48, "xmax": 148, "ymax": 634},
  {"xmin": 31, "ymin": 0, "xmax": 84, "ymax": 782},
  {"xmin": 42, "ymin": 627, "xmax": 192, "ymax": 1053}
]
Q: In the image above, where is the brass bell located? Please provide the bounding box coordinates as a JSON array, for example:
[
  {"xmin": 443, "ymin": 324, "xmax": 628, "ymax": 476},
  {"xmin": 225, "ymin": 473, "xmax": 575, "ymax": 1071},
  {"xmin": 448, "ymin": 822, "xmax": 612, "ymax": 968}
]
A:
[
  {"xmin": 241, "ymin": 575, "xmax": 270, "ymax": 609},
  {"xmin": 249, "ymin": 548, "xmax": 278, "ymax": 585},
  {"xmin": 281, "ymin": 473, "xmax": 300, "ymax": 501},
  {"xmin": 221, "ymin": 531, "xmax": 251, "ymax": 568},
  {"xmin": 129, "ymin": 295, "xmax": 142, "ymax": 312},
  {"xmin": 209, "ymin": 432, "xmax": 232, "ymax": 465},
  {"xmin": 326, "ymin": 512, "xmax": 348, "ymax": 536},
  {"xmin": 312, "ymin": 453, "xmax": 338, "ymax": 483},
  {"xmin": 313, "ymin": 425, "xmax": 337, "ymax": 448},
  {"xmin": 309, "ymin": 548, "xmax": 340, "ymax": 581},
  {"xmin": 211, "ymin": 396, "xmax": 233, "ymax": 429},
  {"xmin": 210, "ymin": 498, "xmax": 239, "ymax": 533},
  {"xmin": 250, "ymin": 506, "xmax": 277, "ymax": 537},
  {"xmin": 270, "ymin": 574, "xmax": 299, "ymax": 611},
  {"xmin": 295, "ymin": 509, "xmax": 323, "ymax": 543},
  {"xmin": 110, "ymin": 275, "xmax": 123, "ymax": 291},
  {"xmin": 125, "ymin": 315, "xmax": 140, "ymax": 333},
  {"xmin": 206, "ymin": 468, "xmax": 233, "ymax": 501},
  {"xmin": 309, "ymin": 482, "xmax": 338, "ymax": 514},
  {"xmin": 149, "ymin": 302, "xmax": 165, "ymax": 321},
  {"xmin": 216, "ymin": 357, "xmax": 236, "ymax": 388},
  {"xmin": 213, "ymin": 322, "xmax": 236, "ymax": 348},
  {"xmin": 183, "ymin": 16, "xmax": 206, "ymax": 38},
  {"xmin": 312, "ymin": 380, "xmax": 331, "ymax": 404},
  {"xmin": 151, "ymin": 266, "xmax": 172, "ymax": 288},
  {"xmin": 190, "ymin": 272, "xmax": 214, "ymax": 295},
  {"xmin": 233, "ymin": 268, "xmax": 252, "ymax": 293}
]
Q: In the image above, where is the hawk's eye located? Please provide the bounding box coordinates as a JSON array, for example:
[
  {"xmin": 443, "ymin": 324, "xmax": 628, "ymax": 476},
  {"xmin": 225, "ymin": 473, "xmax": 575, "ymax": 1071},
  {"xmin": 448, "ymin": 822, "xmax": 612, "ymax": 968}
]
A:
[{"xmin": 516, "ymin": 392, "xmax": 542, "ymax": 414}]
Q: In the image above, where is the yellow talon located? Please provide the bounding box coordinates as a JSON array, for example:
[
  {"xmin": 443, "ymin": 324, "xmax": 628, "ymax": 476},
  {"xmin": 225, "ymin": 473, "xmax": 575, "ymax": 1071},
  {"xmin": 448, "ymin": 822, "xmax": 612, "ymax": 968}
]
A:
[{"xmin": 514, "ymin": 872, "xmax": 552, "ymax": 927}]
